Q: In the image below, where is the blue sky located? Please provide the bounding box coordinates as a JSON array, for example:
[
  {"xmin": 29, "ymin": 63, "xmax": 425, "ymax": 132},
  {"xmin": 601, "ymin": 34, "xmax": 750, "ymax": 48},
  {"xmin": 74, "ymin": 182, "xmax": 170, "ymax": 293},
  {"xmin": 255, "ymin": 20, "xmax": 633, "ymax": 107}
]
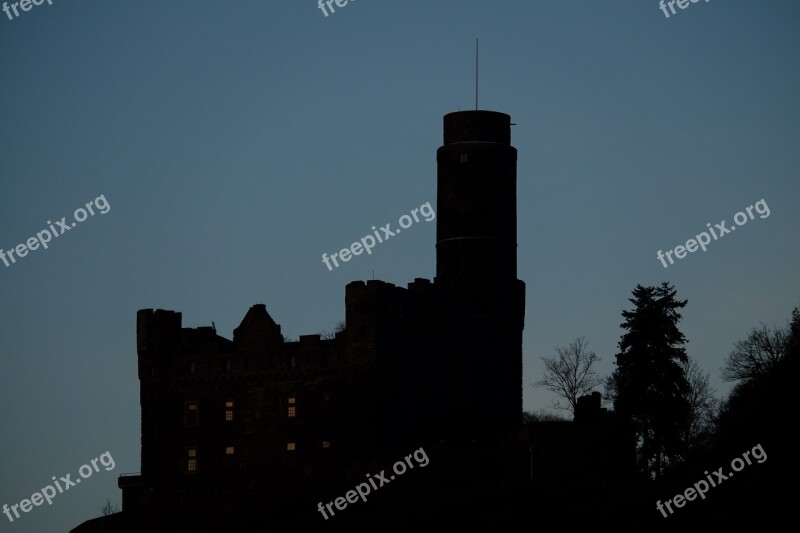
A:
[{"xmin": 1, "ymin": 1, "xmax": 798, "ymax": 531}]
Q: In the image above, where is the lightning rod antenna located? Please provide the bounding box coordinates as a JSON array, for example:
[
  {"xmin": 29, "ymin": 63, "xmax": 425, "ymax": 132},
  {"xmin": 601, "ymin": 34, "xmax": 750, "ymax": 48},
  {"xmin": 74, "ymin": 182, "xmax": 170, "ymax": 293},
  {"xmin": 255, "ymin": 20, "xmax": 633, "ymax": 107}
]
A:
[{"xmin": 475, "ymin": 38, "xmax": 479, "ymax": 110}]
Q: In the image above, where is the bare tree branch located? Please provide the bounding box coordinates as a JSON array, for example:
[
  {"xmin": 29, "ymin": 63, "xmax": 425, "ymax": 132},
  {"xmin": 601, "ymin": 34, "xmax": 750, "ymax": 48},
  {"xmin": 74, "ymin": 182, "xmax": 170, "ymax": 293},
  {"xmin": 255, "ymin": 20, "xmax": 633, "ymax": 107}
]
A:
[
  {"xmin": 722, "ymin": 323, "xmax": 788, "ymax": 383},
  {"xmin": 534, "ymin": 336, "xmax": 603, "ymax": 416},
  {"xmin": 99, "ymin": 498, "xmax": 120, "ymax": 516},
  {"xmin": 682, "ymin": 359, "xmax": 718, "ymax": 450}
]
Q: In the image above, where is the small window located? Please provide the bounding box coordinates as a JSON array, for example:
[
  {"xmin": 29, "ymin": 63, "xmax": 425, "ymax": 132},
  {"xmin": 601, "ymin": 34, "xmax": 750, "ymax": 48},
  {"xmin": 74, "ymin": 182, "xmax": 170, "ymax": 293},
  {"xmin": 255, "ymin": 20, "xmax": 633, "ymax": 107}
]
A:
[
  {"xmin": 288, "ymin": 405, "xmax": 296, "ymax": 418},
  {"xmin": 225, "ymin": 446, "xmax": 235, "ymax": 455},
  {"xmin": 187, "ymin": 449, "xmax": 197, "ymax": 472},
  {"xmin": 189, "ymin": 361, "xmax": 196, "ymax": 374},
  {"xmin": 286, "ymin": 442, "xmax": 296, "ymax": 451},
  {"xmin": 323, "ymin": 393, "xmax": 329, "ymax": 401},
  {"xmin": 225, "ymin": 400, "xmax": 234, "ymax": 422},
  {"xmin": 460, "ymin": 153, "xmax": 468, "ymax": 163},
  {"xmin": 290, "ymin": 355, "xmax": 296, "ymax": 368},
  {"xmin": 225, "ymin": 359, "xmax": 231, "ymax": 372},
  {"xmin": 185, "ymin": 401, "xmax": 199, "ymax": 427},
  {"xmin": 322, "ymin": 441, "xmax": 331, "ymax": 449}
]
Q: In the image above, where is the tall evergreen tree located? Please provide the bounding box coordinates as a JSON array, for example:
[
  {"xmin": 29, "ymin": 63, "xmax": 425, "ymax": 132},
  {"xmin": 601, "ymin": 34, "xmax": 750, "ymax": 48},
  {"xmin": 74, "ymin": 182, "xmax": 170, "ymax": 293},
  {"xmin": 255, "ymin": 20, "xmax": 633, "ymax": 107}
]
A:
[
  {"xmin": 787, "ymin": 306, "xmax": 799, "ymax": 364},
  {"xmin": 608, "ymin": 282, "xmax": 691, "ymax": 479}
]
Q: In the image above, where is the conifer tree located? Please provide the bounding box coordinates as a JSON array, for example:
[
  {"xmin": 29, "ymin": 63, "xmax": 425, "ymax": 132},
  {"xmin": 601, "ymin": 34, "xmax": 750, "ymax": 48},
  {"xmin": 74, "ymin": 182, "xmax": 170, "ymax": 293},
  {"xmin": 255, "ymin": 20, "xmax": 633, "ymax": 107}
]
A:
[{"xmin": 608, "ymin": 282, "xmax": 691, "ymax": 479}]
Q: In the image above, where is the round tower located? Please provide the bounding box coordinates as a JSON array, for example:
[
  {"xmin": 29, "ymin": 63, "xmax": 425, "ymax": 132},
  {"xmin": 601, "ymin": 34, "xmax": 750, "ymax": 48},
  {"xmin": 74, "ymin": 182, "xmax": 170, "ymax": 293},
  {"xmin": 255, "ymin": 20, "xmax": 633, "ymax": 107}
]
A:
[{"xmin": 436, "ymin": 110, "xmax": 518, "ymax": 289}]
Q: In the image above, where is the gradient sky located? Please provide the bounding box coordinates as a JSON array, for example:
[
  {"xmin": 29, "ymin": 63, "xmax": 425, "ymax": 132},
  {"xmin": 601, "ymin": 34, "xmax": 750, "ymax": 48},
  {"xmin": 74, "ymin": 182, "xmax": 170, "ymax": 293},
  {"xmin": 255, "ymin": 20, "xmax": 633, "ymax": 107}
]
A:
[{"xmin": 1, "ymin": 1, "xmax": 798, "ymax": 531}]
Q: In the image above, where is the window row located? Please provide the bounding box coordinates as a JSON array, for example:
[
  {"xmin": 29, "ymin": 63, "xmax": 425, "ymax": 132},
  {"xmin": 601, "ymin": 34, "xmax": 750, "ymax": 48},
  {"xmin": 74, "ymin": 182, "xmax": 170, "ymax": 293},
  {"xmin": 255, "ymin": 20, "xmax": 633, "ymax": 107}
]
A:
[
  {"xmin": 184, "ymin": 397, "xmax": 304, "ymax": 426},
  {"xmin": 185, "ymin": 355, "xmax": 300, "ymax": 374},
  {"xmin": 185, "ymin": 400, "xmax": 235, "ymax": 426},
  {"xmin": 186, "ymin": 360, "xmax": 232, "ymax": 374},
  {"xmin": 184, "ymin": 441, "xmax": 331, "ymax": 471},
  {"xmin": 287, "ymin": 440, "xmax": 331, "ymax": 451},
  {"xmin": 184, "ymin": 446, "xmax": 235, "ymax": 473}
]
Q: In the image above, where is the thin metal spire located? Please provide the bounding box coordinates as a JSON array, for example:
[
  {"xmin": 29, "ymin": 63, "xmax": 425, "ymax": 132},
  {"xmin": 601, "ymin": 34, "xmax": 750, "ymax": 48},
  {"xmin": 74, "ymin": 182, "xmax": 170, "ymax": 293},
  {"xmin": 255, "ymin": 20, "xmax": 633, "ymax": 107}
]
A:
[{"xmin": 475, "ymin": 38, "xmax": 479, "ymax": 110}]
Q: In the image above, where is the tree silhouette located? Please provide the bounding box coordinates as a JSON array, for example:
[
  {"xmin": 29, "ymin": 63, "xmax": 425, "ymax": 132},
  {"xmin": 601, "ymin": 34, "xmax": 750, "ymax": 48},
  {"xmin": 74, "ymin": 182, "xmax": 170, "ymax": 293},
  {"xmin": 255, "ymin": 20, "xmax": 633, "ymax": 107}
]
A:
[
  {"xmin": 99, "ymin": 498, "xmax": 120, "ymax": 516},
  {"xmin": 320, "ymin": 320, "xmax": 346, "ymax": 340},
  {"xmin": 522, "ymin": 409, "xmax": 570, "ymax": 423},
  {"xmin": 714, "ymin": 304, "xmax": 798, "ymax": 482},
  {"xmin": 534, "ymin": 336, "xmax": 602, "ymax": 416},
  {"xmin": 681, "ymin": 358, "xmax": 718, "ymax": 452},
  {"xmin": 721, "ymin": 323, "xmax": 789, "ymax": 383},
  {"xmin": 787, "ymin": 306, "xmax": 799, "ymax": 373},
  {"xmin": 608, "ymin": 282, "xmax": 691, "ymax": 480}
]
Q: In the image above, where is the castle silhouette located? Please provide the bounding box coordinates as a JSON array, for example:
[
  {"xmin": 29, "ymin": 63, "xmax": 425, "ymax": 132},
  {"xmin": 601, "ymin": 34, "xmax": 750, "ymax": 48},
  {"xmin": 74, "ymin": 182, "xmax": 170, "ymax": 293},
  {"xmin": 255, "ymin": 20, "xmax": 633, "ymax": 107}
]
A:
[{"xmin": 72, "ymin": 110, "xmax": 630, "ymax": 532}]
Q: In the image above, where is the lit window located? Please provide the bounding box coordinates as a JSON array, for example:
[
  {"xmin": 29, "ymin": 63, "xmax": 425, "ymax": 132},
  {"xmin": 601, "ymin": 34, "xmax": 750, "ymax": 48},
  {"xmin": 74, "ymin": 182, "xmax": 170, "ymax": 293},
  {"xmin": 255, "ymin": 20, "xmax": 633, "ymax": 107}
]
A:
[
  {"xmin": 185, "ymin": 401, "xmax": 198, "ymax": 427},
  {"xmin": 187, "ymin": 449, "xmax": 197, "ymax": 472},
  {"xmin": 322, "ymin": 441, "xmax": 331, "ymax": 449},
  {"xmin": 287, "ymin": 442, "xmax": 296, "ymax": 451},
  {"xmin": 225, "ymin": 446, "xmax": 235, "ymax": 455},
  {"xmin": 288, "ymin": 397, "xmax": 296, "ymax": 404},
  {"xmin": 288, "ymin": 397, "xmax": 296, "ymax": 418},
  {"xmin": 225, "ymin": 400, "xmax": 234, "ymax": 422},
  {"xmin": 460, "ymin": 153, "xmax": 468, "ymax": 163}
]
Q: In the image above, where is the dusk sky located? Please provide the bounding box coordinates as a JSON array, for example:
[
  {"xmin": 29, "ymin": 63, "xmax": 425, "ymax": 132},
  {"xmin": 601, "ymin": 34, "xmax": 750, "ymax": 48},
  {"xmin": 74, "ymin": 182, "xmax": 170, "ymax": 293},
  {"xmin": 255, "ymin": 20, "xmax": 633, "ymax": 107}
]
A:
[{"xmin": 1, "ymin": 1, "xmax": 798, "ymax": 531}]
